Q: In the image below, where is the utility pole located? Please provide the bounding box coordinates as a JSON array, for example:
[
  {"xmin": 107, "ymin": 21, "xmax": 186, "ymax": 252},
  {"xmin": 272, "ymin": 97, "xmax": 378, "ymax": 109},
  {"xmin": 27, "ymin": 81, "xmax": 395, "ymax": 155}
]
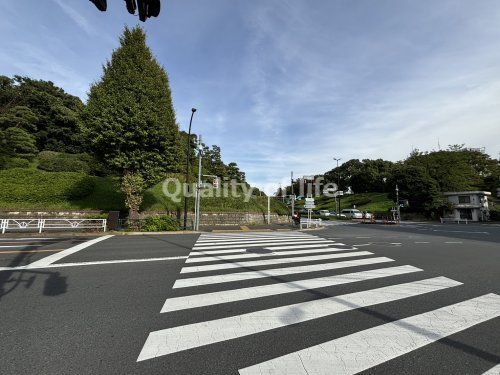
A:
[
  {"xmin": 267, "ymin": 195, "xmax": 271, "ymax": 224},
  {"xmin": 183, "ymin": 108, "xmax": 196, "ymax": 230},
  {"xmin": 194, "ymin": 135, "xmax": 203, "ymax": 231},
  {"xmin": 290, "ymin": 171, "xmax": 295, "ymax": 218},
  {"xmin": 333, "ymin": 158, "xmax": 341, "ymax": 213},
  {"xmin": 395, "ymin": 184, "xmax": 400, "ymax": 223}
]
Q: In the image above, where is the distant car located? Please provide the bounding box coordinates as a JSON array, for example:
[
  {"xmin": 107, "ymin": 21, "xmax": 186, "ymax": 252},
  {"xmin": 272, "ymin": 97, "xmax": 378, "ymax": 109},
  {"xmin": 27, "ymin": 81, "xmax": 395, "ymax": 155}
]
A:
[
  {"xmin": 341, "ymin": 209, "xmax": 363, "ymax": 219},
  {"xmin": 363, "ymin": 211, "xmax": 373, "ymax": 219},
  {"xmin": 330, "ymin": 211, "xmax": 347, "ymax": 219},
  {"xmin": 318, "ymin": 210, "xmax": 330, "ymax": 217}
]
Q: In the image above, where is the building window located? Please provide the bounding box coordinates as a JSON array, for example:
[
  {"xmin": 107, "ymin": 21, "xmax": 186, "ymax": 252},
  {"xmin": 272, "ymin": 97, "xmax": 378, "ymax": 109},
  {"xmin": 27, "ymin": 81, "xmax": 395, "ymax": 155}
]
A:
[
  {"xmin": 458, "ymin": 196, "xmax": 471, "ymax": 204},
  {"xmin": 459, "ymin": 208, "xmax": 472, "ymax": 220}
]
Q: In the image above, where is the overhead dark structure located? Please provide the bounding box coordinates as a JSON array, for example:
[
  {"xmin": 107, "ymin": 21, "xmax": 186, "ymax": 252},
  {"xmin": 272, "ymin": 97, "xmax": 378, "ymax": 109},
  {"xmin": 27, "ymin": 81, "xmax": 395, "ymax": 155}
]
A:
[
  {"xmin": 90, "ymin": 0, "xmax": 107, "ymax": 11},
  {"xmin": 90, "ymin": 0, "xmax": 161, "ymax": 22}
]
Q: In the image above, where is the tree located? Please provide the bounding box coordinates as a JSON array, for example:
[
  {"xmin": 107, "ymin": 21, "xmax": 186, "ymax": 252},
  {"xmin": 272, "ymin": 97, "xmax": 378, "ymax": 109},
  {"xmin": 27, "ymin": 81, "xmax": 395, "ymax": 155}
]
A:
[
  {"xmin": 82, "ymin": 26, "xmax": 183, "ymax": 215},
  {"xmin": 0, "ymin": 127, "xmax": 37, "ymax": 159},
  {"xmin": 388, "ymin": 164, "xmax": 443, "ymax": 214},
  {"xmin": 0, "ymin": 75, "xmax": 84, "ymax": 153}
]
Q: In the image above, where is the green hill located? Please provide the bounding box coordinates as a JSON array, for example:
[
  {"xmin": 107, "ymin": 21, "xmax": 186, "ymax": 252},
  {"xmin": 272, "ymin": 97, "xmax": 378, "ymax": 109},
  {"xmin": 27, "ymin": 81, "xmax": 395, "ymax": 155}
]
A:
[{"xmin": 0, "ymin": 168, "xmax": 287, "ymax": 214}]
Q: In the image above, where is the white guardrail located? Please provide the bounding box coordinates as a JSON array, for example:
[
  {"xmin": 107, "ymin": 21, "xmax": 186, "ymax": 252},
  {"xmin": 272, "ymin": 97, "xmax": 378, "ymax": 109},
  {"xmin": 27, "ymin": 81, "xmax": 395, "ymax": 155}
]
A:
[
  {"xmin": 1, "ymin": 218, "xmax": 107, "ymax": 234},
  {"xmin": 300, "ymin": 218, "xmax": 323, "ymax": 229}
]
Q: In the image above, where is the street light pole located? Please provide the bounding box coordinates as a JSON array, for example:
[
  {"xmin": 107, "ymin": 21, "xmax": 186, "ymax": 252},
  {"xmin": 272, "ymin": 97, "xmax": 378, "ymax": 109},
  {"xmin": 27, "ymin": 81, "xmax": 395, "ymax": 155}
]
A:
[
  {"xmin": 395, "ymin": 184, "xmax": 400, "ymax": 223},
  {"xmin": 183, "ymin": 108, "xmax": 196, "ymax": 230},
  {"xmin": 333, "ymin": 158, "xmax": 341, "ymax": 213}
]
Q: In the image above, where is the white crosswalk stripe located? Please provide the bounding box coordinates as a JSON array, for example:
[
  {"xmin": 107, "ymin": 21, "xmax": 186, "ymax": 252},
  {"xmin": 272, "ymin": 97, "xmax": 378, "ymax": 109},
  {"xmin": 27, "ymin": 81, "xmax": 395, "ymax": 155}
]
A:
[
  {"xmin": 181, "ymin": 251, "xmax": 373, "ymax": 273},
  {"xmin": 238, "ymin": 293, "xmax": 500, "ymax": 375},
  {"xmin": 186, "ymin": 246, "xmax": 359, "ymax": 264},
  {"xmin": 137, "ymin": 231, "xmax": 500, "ymax": 372}
]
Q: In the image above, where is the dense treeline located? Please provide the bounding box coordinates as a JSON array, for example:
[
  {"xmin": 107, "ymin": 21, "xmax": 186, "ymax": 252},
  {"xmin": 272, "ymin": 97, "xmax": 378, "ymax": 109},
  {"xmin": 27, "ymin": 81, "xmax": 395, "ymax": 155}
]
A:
[
  {"xmin": 320, "ymin": 146, "xmax": 499, "ymax": 214},
  {"xmin": 0, "ymin": 27, "xmax": 246, "ymax": 214}
]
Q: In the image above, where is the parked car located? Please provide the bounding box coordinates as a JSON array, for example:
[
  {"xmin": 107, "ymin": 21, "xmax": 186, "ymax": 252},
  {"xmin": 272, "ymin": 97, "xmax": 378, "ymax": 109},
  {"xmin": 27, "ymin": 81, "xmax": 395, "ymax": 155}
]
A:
[
  {"xmin": 318, "ymin": 210, "xmax": 330, "ymax": 217},
  {"xmin": 341, "ymin": 208, "xmax": 363, "ymax": 219}
]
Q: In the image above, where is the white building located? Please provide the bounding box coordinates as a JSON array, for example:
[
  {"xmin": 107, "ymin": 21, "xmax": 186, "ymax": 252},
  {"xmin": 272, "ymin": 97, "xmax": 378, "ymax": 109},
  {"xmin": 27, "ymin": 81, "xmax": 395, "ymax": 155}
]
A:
[{"xmin": 443, "ymin": 191, "xmax": 491, "ymax": 222}]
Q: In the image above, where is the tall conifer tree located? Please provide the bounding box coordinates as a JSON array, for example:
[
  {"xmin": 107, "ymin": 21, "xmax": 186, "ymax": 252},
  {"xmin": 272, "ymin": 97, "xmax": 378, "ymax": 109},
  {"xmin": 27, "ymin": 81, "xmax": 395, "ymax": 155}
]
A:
[{"xmin": 83, "ymin": 26, "xmax": 182, "ymax": 214}]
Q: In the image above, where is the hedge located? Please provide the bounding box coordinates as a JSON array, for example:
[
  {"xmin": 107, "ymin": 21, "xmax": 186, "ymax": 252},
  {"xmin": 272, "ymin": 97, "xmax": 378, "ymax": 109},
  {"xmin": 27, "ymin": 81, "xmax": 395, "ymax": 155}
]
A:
[
  {"xmin": 0, "ymin": 168, "xmax": 95, "ymax": 203},
  {"xmin": 37, "ymin": 151, "xmax": 91, "ymax": 173}
]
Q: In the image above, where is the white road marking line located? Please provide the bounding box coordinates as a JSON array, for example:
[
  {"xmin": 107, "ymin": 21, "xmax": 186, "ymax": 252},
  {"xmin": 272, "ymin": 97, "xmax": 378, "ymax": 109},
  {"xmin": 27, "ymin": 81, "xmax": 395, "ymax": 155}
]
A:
[
  {"xmin": 23, "ymin": 235, "xmax": 114, "ymax": 268},
  {"xmin": 239, "ymin": 293, "xmax": 500, "ymax": 375},
  {"xmin": 356, "ymin": 236, "xmax": 371, "ymax": 238},
  {"xmin": 0, "ymin": 245, "xmax": 47, "ymax": 248},
  {"xmin": 390, "ymin": 243, "xmax": 402, "ymax": 245},
  {"xmin": 181, "ymin": 251, "xmax": 373, "ymax": 273},
  {"xmin": 482, "ymin": 364, "xmax": 500, "ymax": 375},
  {"xmin": 445, "ymin": 241, "xmax": 463, "ymax": 244},
  {"xmin": 172, "ymin": 257, "xmax": 394, "ymax": 288},
  {"xmin": 414, "ymin": 241, "xmax": 430, "ymax": 244},
  {"xmin": 195, "ymin": 238, "xmax": 326, "ymax": 246},
  {"xmin": 0, "ymin": 238, "xmax": 56, "ymax": 241},
  {"xmin": 138, "ymin": 277, "xmax": 460, "ymax": 361},
  {"xmin": 262, "ymin": 243, "xmax": 335, "ymax": 250},
  {"xmin": 162, "ymin": 265, "xmax": 423, "ymax": 312},
  {"xmin": 353, "ymin": 243, "xmax": 371, "ymax": 246},
  {"xmin": 193, "ymin": 240, "xmax": 334, "ymax": 250},
  {"xmin": 0, "ymin": 256, "xmax": 188, "ymax": 271},
  {"xmin": 196, "ymin": 235, "xmax": 315, "ymax": 242},
  {"xmin": 186, "ymin": 246, "xmax": 355, "ymax": 263},
  {"xmin": 198, "ymin": 233, "xmax": 314, "ymax": 239}
]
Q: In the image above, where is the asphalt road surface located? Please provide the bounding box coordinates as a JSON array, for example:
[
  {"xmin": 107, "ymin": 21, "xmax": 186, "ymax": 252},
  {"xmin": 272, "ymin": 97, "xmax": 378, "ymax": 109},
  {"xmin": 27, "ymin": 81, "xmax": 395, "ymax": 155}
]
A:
[{"xmin": 0, "ymin": 223, "xmax": 499, "ymax": 375}]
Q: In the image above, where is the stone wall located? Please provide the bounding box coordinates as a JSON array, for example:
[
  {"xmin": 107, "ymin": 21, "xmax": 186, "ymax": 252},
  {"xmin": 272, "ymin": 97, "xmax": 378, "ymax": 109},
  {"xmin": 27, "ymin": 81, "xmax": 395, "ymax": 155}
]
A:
[
  {"xmin": 0, "ymin": 210, "xmax": 104, "ymax": 218},
  {"xmin": 0, "ymin": 209, "xmax": 290, "ymax": 226}
]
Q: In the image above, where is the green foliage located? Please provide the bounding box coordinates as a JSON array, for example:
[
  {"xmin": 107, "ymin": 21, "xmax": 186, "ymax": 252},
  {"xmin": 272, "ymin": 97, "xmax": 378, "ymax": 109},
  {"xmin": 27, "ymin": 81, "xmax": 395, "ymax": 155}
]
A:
[
  {"xmin": 0, "ymin": 168, "xmax": 95, "ymax": 203},
  {"xmin": 37, "ymin": 151, "xmax": 91, "ymax": 173},
  {"xmin": 316, "ymin": 193, "xmax": 393, "ymax": 212},
  {"xmin": 0, "ymin": 157, "xmax": 30, "ymax": 169},
  {"xmin": 0, "ymin": 127, "xmax": 38, "ymax": 160},
  {"xmin": 142, "ymin": 215, "xmax": 180, "ymax": 231},
  {"xmin": 0, "ymin": 75, "xmax": 84, "ymax": 153},
  {"xmin": 121, "ymin": 171, "xmax": 146, "ymax": 215},
  {"xmin": 82, "ymin": 26, "xmax": 183, "ymax": 186},
  {"xmin": 388, "ymin": 164, "xmax": 443, "ymax": 212}
]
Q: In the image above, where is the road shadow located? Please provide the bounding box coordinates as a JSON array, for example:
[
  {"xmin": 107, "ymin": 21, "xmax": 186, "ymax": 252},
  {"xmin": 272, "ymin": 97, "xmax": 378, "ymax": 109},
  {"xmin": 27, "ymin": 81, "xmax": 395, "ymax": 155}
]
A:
[{"xmin": 0, "ymin": 250, "xmax": 68, "ymax": 302}]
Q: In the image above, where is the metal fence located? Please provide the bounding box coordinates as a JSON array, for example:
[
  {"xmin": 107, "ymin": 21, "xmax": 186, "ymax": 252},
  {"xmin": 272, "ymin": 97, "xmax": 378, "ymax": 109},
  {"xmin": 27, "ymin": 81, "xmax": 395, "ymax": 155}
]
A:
[{"xmin": 1, "ymin": 218, "xmax": 107, "ymax": 234}]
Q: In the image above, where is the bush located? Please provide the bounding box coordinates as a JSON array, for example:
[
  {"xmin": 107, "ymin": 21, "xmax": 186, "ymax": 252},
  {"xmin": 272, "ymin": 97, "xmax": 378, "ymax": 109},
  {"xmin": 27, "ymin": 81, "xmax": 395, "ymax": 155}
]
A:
[
  {"xmin": 142, "ymin": 215, "xmax": 180, "ymax": 232},
  {"xmin": 38, "ymin": 151, "xmax": 91, "ymax": 173},
  {"xmin": 0, "ymin": 157, "xmax": 30, "ymax": 169},
  {"xmin": 0, "ymin": 168, "xmax": 95, "ymax": 203}
]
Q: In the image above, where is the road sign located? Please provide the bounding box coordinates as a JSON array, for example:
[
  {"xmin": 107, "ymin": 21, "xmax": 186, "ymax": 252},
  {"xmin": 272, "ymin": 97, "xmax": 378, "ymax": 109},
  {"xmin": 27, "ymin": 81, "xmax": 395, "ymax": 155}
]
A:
[
  {"xmin": 305, "ymin": 197, "xmax": 314, "ymax": 202},
  {"xmin": 304, "ymin": 203, "xmax": 315, "ymax": 209}
]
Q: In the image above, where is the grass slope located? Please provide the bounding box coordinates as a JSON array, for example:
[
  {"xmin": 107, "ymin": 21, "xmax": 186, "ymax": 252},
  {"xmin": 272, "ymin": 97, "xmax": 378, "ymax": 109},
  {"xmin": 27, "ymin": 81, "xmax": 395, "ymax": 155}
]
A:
[
  {"xmin": 310, "ymin": 193, "xmax": 394, "ymax": 212},
  {"xmin": 0, "ymin": 169, "xmax": 288, "ymax": 214}
]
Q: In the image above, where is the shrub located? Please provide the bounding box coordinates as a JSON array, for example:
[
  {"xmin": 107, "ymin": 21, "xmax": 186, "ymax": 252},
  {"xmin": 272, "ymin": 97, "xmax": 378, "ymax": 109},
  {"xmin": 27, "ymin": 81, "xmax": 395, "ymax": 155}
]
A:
[
  {"xmin": 142, "ymin": 215, "xmax": 180, "ymax": 232},
  {"xmin": 38, "ymin": 151, "xmax": 91, "ymax": 173},
  {"xmin": 0, "ymin": 157, "xmax": 30, "ymax": 169},
  {"xmin": 0, "ymin": 168, "xmax": 95, "ymax": 203},
  {"xmin": 489, "ymin": 210, "xmax": 500, "ymax": 222}
]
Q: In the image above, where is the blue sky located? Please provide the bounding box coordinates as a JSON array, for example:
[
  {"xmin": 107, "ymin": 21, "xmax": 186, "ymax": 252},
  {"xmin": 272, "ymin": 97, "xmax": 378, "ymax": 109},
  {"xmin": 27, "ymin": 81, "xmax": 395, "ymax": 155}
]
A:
[{"xmin": 1, "ymin": 1, "xmax": 499, "ymax": 192}]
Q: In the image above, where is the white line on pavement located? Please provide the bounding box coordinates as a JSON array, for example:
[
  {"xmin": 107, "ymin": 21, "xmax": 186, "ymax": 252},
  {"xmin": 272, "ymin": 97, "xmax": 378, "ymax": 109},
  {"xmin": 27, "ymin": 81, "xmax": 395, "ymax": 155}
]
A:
[
  {"xmin": 0, "ymin": 256, "xmax": 188, "ymax": 271},
  {"xmin": 482, "ymin": 364, "xmax": 500, "ymax": 375},
  {"xmin": 137, "ymin": 277, "xmax": 461, "ymax": 361},
  {"xmin": 188, "ymin": 247, "xmax": 357, "ymax": 260},
  {"xmin": 414, "ymin": 242, "xmax": 430, "ymax": 244},
  {"xmin": 0, "ymin": 245, "xmax": 47, "ymax": 248},
  {"xmin": 238, "ymin": 293, "xmax": 500, "ymax": 375},
  {"xmin": 444, "ymin": 241, "xmax": 463, "ymax": 244},
  {"xmin": 162, "ymin": 265, "xmax": 423, "ymax": 312},
  {"xmin": 172, "ymin": 257, "xmax": 394, "ymax": 288},
  {"xmin": 193, "ymin": 240, "xmax": 334, "ymax": 250},
  {"xmin": 181, "ymin": 251, "xmax": 373, "ymax": 273},
  {"xmin": 22, "ymin": 235, "xmax": 114, "ymax": 268},
  {"xmin": 196, "ymin": 236, "xmax": 315, "ymax": 244}
]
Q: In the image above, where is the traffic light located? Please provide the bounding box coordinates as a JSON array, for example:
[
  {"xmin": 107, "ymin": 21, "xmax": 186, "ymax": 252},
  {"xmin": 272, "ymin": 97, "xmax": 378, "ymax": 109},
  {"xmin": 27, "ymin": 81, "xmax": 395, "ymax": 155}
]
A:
[{"xmin": 90, "ymin": 0, "xmax": 161, "ymax": 22}]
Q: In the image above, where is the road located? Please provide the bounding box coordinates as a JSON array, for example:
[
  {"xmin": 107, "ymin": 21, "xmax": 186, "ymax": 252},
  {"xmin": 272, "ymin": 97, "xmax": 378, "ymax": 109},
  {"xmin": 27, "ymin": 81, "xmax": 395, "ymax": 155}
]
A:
[{"xmin": 0, "ymin": 223, "xmax": 499, "ymax": 374}]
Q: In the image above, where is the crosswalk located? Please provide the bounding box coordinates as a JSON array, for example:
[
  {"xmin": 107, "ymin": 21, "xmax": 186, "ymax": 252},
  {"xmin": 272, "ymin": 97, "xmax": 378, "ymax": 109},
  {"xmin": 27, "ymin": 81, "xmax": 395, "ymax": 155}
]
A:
[{"xmin": 137, "ymin": 231, "xmax": 500, "ymax": 374}]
